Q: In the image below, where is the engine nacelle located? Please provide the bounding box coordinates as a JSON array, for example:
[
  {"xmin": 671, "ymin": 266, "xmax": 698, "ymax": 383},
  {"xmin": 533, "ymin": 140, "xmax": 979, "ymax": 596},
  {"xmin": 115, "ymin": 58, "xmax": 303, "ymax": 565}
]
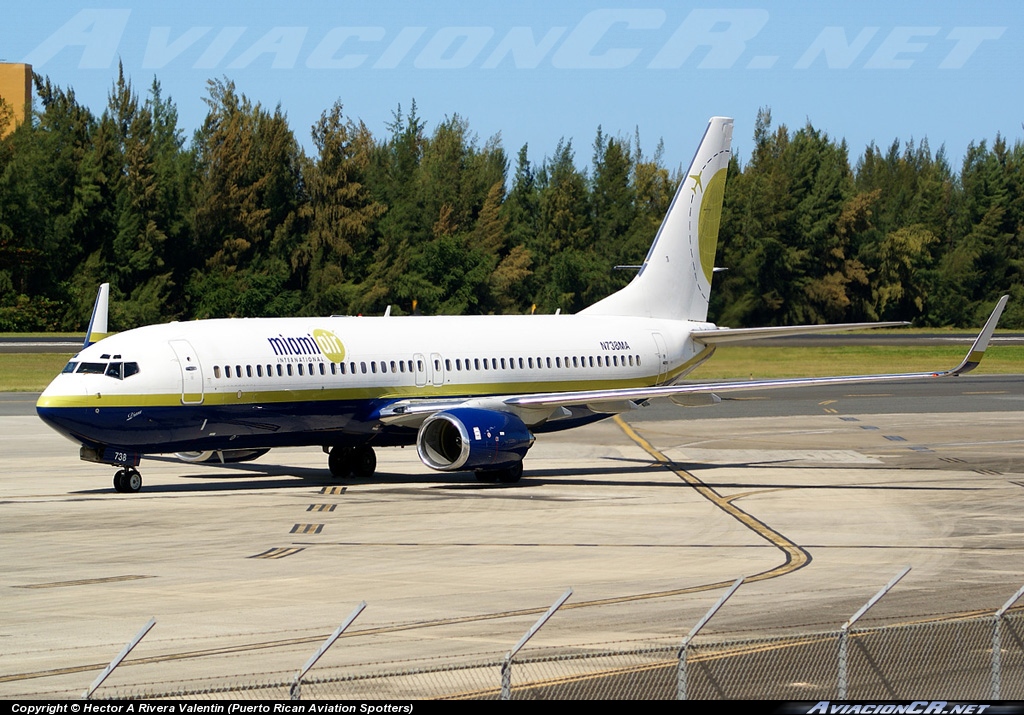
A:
[
  {"xmin": 175, "ymin": 449, "xmax": 270, "ymax": 464},
  {"xmin": 417, "ymin": 408, "xmax": 535, "ymax": 472}
]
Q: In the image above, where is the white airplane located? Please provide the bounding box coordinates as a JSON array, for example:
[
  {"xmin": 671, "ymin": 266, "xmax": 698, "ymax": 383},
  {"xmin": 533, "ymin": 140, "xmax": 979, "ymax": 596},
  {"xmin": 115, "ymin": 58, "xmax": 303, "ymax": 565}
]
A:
[{"xmin": 36, "ymin": 117, "xmax": 1008, "ymax": 493}]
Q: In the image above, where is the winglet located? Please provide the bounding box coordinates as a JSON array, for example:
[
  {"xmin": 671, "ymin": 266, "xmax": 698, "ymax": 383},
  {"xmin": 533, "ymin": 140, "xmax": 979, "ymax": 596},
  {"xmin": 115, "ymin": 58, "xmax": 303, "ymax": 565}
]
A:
[
  {"xmin": 84, "ymin": 283, "xmax": 110, "ymax": 349},
  {"xmin": 945, "ymin": 295, "xmax": 1008, "ymax": 376}
]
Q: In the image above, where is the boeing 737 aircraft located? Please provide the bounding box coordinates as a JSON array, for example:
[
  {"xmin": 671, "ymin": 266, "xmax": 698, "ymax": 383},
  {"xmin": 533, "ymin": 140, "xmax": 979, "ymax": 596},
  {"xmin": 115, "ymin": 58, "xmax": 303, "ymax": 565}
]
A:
[{"xmin": 36, "ymin": 117, "xmax": 1008, "ymax": 493}]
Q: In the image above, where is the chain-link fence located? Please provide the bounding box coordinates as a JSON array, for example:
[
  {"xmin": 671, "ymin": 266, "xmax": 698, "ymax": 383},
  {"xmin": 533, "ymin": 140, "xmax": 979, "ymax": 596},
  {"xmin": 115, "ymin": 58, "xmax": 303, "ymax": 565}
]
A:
[{"xmin": 88, "ymin": 610, "xmax": 1023, "ymax": 700}]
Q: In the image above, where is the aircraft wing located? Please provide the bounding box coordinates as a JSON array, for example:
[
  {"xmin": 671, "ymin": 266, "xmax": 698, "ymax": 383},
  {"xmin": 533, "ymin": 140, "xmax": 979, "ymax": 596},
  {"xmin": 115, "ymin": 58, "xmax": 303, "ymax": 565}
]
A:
[
  {"xmin": 378, "ymin": 296, "xmax": 1007, "ymax": 426},
  {"xmin": 690, "ymin": 320, "xmax": 909, "ymax": 344}
]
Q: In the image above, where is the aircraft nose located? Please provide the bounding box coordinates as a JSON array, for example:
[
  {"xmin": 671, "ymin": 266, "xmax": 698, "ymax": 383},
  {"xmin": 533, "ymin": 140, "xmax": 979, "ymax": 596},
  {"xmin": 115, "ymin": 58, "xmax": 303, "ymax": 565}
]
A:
[{"xmin": 36, "ymin": 375, "xmax": 92, "ymax": 444}]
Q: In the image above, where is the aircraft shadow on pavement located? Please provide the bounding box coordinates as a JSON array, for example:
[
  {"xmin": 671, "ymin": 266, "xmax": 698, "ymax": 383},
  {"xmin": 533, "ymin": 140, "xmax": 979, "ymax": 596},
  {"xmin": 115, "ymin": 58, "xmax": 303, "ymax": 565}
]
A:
[{"xmin": 71, "ymin": 453, "xmax": 983, "ymax": 494}]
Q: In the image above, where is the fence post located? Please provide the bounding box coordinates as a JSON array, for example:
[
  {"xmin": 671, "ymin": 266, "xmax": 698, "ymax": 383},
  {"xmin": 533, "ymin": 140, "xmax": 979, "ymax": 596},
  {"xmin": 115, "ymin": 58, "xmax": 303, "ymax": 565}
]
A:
[
  {"xmin": 991, "ymin": 583, "xmax": 1024, "ymax": 699},
  {"xmin": 677, "ymin": 577, "xmax": 743, "ymax": 700},
  {"xmin": 291, "ymin": 602, "xmax": 367, "ymax": 700},
  {"xmin": 838, "ymin": 566, "xmax": 910, "ymax": 699},
  {"xmin": 500, "ymin": 588, "xmax": 572, "ymax": 700},
  {"xmin": 82, "ymin": 617, "xmax": 156, "ymax": 699}
]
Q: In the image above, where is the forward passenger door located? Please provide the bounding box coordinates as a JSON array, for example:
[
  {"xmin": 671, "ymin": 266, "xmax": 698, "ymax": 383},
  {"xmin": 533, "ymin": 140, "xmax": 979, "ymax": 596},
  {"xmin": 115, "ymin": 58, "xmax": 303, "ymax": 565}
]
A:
[{"xmin": 169, "ymin": 340, "xmax": 205, "ymax": 405}]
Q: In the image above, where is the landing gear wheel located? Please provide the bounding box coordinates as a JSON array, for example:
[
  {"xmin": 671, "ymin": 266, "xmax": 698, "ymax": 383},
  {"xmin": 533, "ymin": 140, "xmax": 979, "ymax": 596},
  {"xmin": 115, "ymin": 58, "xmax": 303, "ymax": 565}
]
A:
[
  {"xmin": 496, "ymin": 462, "xmax": 523, "ymax": 484},
  {"xmin": 113, "ymin": 467, "xmax": 142, "ymax": 493},
  {"xmin": 125, "ymin": 468, "xmax": 142, "ymax": 492},
  {"xmin": 351, "ymin": 446, "xmax": 376, "ymax": 479},
  {"xmin": 328, "ymin": 446, "xmax": 354, "ymax": 478},
  {"xmin": 475, "ymin": 463, "xmax": 524, "ymax": 484}
]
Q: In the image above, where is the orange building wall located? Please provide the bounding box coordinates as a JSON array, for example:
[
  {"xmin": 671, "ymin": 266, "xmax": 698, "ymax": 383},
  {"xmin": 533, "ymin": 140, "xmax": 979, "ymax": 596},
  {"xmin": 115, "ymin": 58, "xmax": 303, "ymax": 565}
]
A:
[{"xmin": 0, "ymin": 63, "xmax": 32, "ymax": 137}]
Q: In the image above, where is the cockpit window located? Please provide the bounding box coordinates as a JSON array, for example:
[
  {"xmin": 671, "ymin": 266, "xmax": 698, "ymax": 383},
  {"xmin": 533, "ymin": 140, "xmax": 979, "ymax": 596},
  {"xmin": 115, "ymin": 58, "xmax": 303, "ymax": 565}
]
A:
[{"xmin": 70, "ymin": 360, "xmax": 141, "ymax": 379}]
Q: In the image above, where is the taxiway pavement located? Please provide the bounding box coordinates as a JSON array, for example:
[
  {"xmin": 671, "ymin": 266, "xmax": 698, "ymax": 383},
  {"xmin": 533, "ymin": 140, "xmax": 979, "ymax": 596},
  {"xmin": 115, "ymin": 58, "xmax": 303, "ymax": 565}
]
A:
[{"xmin": 1, "ymin": 376, "xmax": 1022, "ymax": 698}]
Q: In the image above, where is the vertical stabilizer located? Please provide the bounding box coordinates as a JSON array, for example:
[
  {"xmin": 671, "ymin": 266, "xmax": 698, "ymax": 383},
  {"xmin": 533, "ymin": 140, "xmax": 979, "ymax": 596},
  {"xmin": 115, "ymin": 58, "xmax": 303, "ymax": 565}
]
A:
[
  {"xmin": 581, "ymin": 116, "xmax": 733, "ymax": 321},
  {"xmin": 84, "ymin": 283, "xmax": 110, "ymax": 348}
]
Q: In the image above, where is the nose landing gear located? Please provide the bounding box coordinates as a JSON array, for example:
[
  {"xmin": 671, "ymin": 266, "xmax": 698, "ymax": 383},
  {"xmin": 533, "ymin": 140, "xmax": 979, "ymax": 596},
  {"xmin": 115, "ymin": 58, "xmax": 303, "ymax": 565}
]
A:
[{"xmin": 113, "ymin": 467, "xmax": 142, "ymax": 493}]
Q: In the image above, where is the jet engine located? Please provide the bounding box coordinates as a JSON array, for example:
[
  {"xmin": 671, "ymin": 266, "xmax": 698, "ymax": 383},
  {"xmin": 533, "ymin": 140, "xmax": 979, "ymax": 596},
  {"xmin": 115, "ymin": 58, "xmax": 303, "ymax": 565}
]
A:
[{"xmin": 416, "ymin": 408, "xmax": 534, "ymax": 471}]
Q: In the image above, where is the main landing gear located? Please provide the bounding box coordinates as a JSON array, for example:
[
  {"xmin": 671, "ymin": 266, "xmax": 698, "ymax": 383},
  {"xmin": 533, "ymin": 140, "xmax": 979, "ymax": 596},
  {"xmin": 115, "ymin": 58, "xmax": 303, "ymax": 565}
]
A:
[
  {"xmin": 328, "ymin": 445, "xmax": 377, "ymax": 479},
  {"xmin": 113, "ymin": 467, "xmax": 142, "ymax": 493},
  {"xmin": 474, "ymin": 462, "xmax": 524, "ymax": 484}
]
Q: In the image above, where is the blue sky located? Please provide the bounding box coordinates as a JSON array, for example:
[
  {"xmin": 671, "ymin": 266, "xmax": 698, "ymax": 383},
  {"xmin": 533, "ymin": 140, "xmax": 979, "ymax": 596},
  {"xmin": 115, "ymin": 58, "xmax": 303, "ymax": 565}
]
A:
[{"xmin": 4, "ymin": 1, "xmax": 1020, "ymax": 172}]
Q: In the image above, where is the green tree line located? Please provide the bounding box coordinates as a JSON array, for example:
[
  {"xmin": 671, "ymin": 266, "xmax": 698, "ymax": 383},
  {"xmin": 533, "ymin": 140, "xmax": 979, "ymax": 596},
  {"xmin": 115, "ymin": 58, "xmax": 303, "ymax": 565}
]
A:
[{"xmin": 1, "ymin": 73, "xmax": 1021, "ymax": 331}]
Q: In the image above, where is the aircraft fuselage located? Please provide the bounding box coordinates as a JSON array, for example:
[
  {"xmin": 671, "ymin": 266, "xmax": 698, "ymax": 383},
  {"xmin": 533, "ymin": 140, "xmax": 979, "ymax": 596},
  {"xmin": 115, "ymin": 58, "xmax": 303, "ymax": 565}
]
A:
[{"xmin": 37, "ymin": 313, "xmax": 714, "ymax": 461}]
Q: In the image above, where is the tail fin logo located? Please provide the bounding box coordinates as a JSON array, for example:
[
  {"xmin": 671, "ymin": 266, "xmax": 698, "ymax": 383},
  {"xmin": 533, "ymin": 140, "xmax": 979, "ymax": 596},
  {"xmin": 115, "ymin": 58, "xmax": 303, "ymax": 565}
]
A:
[
  {"xmin": 697, "ymin": 168, "xmax": 727, "ymax": 284},
  {"xmin": 689, "ymin": 170, "xmax": 704, "ymax": 194}
]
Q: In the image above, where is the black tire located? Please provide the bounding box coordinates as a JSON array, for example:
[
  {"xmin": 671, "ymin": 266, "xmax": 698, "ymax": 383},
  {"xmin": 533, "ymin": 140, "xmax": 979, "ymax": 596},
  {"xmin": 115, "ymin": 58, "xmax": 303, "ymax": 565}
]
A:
[
  {"xmin": 328, "ymin": 446, "xmax": 353, "ymax": 478},
  {"xmin": 351, "ymin": 446, "xmax": 376, "ymax": 479},
  {"xmin": 113, "ymin": 469, "xmax": 127, "ymax": 492},
  {"xmin": 496, "ymin": 462, "xmax": 523, "ymax": 484}
]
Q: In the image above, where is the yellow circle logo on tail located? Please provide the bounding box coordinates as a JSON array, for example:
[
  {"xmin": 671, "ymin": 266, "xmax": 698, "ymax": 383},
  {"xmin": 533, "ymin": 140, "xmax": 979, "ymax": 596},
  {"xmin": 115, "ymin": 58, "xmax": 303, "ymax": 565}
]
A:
[
  {"xmin": 698, "ymin": 168, "xmax": 727, "ymax": 284},
  {"xmin": 312, "ymin": 329, "xmax": 346, "ymax": 363}
]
